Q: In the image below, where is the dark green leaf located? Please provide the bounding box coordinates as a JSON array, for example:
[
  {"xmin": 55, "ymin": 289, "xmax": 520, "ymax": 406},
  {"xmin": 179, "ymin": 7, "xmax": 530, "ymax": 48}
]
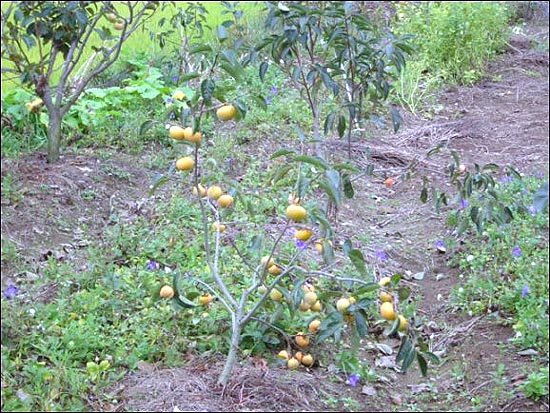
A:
[
  {"xmin": 247, "ymin": 234, "xmax": 263, "ymax": 252},
  {"xmin": 219, "ymin": 62, "xmax": 243, "ymax": 81},
  {"xmin": 321, "ymin": 169, "xmax": 342, "ymax": 206},
  {"xmin": 343, "ymin": 174, "xmax": 354, "ymax": 198},
  {"xmin": 179, "ymin": 72, "xmax": 201, "ymax": 82},
  {"xmin": 190, "ymin": 44, "xmax": 213, "ymax": 54},
  {"xmin": 348, "ymin": 248, "xmax": 367, "ymax": 275},
  {"xmin": 321, "ymin": 238, "xmax": 335, "ymax": 265},
  {"xmin": 422, "ymin": 351, "xmax": 440, "ymax": 364},
  {"xmin": 216, "ymin": 24, "xmax": 227, "ymax": 40},
  {"xmin": 354, "ymin": 311, "xmax": 368, "ymax": 337},
  {"xmin": 317, "ymin": 311, "xmax": 344, "ymax": 342},
  {"xmin": 337, "ymin": 114, "xmax": 346, "ymax": 138},
  {"xmin": 417, "ymin": 353, "xmax": 428, "ymax": 377},
  {"xmin": 533, "ymin": 181, "xmax": 549, "ymax": 213},
  {"xmin": 420, "ymin": 187, "xmax": 428, "ymax": 203},
  {"xmin": 324, "ymin": 112, "xmax": 336, "ymax": 136},
  {"xmin": 388, "ymin": 316, "xmax": 400, "ymax": 335},
  {"xmin": 396, "ymin": 335, "xmax": 412, "ymax": 363},
  {"xmin": 271, "ymin": 148, "xmax": 297, "ymax": 158},
  {"xmin": 397, "ymin": 286, "xmax": 410, "ymax": 301},
  {"xmin": 355, "ymin": 282, "xmax": 379, "ymax": 295},
  {"xmin": 139, "ymin": 120, "xmax": 154, "ymax": 136},
  {"xmin": 271, "ymin": 164, "xmax": 293, "ymax": 184},
  {"xmin": 259, "ymin": 61, "xmax": 268, "ymax": 81},
  {"xmin": 200, "ymin": 79, "xmax": 215, "ymax": 105},
  {"xmin": 390, "ymin": 106, "xmax": 402, "ymax": 133},
  {"xmin": 291, "ymin": 155, "xmax": 330, "ymax": 170},
  {"xmin": 400, "ymin": 345, "xmax": 416, "ymax": 373}
]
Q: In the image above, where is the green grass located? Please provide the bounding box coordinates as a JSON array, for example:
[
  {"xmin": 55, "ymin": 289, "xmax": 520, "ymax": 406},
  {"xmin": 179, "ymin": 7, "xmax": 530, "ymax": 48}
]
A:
[{"xmin": 449, "ymin": 172, "xmax": 549, "ymax": 353}]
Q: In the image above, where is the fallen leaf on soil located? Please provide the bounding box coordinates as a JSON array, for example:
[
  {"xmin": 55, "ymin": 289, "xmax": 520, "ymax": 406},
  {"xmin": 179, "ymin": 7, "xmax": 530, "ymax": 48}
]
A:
[
  {"xmin": 412, "ymin": 271, "xmax": 425, "ymax": 280},
  {"xmin": 361, "ymin": 385, "xmax": 377, "ymax": 396},
  {"xmin": 517, "ymin": 348, "xmax": 538, "ymax": 356},
  {"xmin": 407, "ymin": 383, "xmax": 436, "ymax": 394},
  {"xmin": 373, "ymin": 343, "xmax": 393, "ymax": 355},
  {"xmin": 375, "ymin": 356, "xmax": 397, "ymax": 369},
  {"xmin": 390, "ymin": 393, "xmax": 403, "ymax": 405}
]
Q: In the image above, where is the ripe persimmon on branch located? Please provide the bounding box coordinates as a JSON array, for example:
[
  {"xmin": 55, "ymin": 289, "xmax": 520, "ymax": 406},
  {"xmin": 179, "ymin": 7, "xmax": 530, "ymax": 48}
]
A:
[{"xmin": 1, "ymin": 1, "xmax": 158, "ymax": 163}]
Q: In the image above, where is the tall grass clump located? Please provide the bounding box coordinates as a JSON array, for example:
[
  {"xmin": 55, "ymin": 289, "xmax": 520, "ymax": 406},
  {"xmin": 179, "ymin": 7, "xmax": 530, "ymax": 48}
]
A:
[{"xmin": 392, "ymin": 1, "xmax": 512, "ymax": 113}]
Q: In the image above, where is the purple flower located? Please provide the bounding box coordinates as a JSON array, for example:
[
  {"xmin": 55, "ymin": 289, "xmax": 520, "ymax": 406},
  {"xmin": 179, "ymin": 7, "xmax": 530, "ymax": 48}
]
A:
[
  {"xmin": 295, "ymin": 239, "xmax": 306, "ymax": 249},
  {"xmin": 375, "ymin": 249, "xmax": 387, "ymax": 261},
  {"xmin": 459, "ymin": 199, "xmax": 469, "ymax": 209},
  {"xmin": 264, "ymin": 96, "xmax": 272, "ymax": 104},
  {"xmin": 165, "ymin": 97, "xmax": 173, "ymax": 104},
  {"xmin": 536, "ymin": 171, "xmax": 544, "ymax": 179},
  {"xmin": 269, "ymin": 85, "xmax": 278, "ymax": 94},
  {"xmin": 171, "ymin": 75, "xmax": 179, "ymax": 82},
  {"xmin": 521, "ymin": 284, "xmax": 529, "ymax": 298},
  {"xmin": 3, "ymin": 284, "xmax": 17, "ymax": 299},
  {"xmin": 499, "ymin": 175, "xmax": 513, "ymax": 183},
  {"xmin": 434, "ymin": 239, "xmax": 444, "ymax": 249},
  {"xmin": 511, "ymin": 245, "xmax": 521, "ymax": 258},
  {"xmin": 146, "ymin": 260, "xmax": 159, "ymax": 270},
  {"xmin": 345, "ymin": 373, "xmax": 360, "ymax": 387}
]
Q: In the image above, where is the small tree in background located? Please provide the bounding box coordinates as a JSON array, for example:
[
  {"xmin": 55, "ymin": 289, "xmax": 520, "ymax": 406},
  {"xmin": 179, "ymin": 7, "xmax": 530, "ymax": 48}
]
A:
[
  {"xmin": 1, "ymin": 1, "xmax": 158, "ymax": 163},
  {"xmin": 258, "ymin": 1, "xmax": 412, "ymax": 158}
]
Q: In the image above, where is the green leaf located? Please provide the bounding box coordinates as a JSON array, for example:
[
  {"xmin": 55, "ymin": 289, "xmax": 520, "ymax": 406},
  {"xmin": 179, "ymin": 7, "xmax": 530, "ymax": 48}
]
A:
[
  {"xmin": 190, "ymin": 44, "xmax": 213, "ymax": 54},
  {"xmin": 343, "ymin": 173, "xmax": 354, "ymax": 198},
  {"xmin": 533, "ymin": 181, "xmax": 549, "ymax": 213},
  {"xmin": 347, "ymin": 248, "xmax": 367, "ymax": 275},
  {"xmin": 271, "ymin": 148, "xmax": 297, "ymax": 158},
  {"xmin": 200, "ymin": 79, "xmax": 215, "ymax": 105},
  {"xmin": 324, "ymin": 112, "xmax": 335, "ymax": 136},
  {"xmin": 179, "ymin": 72, "xmax": 201, "ymax": 82},
  {"xmin": 422, "ymin": 351, "xmax": 440, "ymax": 364},
  {"xmin": 417, "ymin": 353, "xmax": 428, "ymax": 377},
  {"xmin": 420, "ymin": 187, "xmax": 428, "ymax": 203},
  {"xmin": 219, "ymin": 62, "xmax": 243, "ymax": 81},
  {"xmin": 337, "ymin": 114, "xmax": 346, "ymax": 138},
  {"xmin": 397, "ymin": 286, "xmax": 410, "ymax": 301},
  {"xmin": 388, "ymin": 316, "xmax": 400, "ymax": 335},
  {"xmin": 401, "ymin": 347, "xmax": 416, "ymax": 373},
  {"xmin": 390, "ymin": 106, "xmax": 402, "ymax": 133},
  {"xmin": 320, "ymin": 169, "xmax": 341, "ymax": 206},
  {"xmin": 216, "ymin": 24, "xmax": 227, "ymax": 40},
  {"xmin": 396, "ymin": 335, "xmax": 412, "ymax": 363},
  {"xmin": 355, "ymin": 282, "xmax": 379, "ymax": 295},
  {"xmin": 139, "ymin": 120, "xmax": 154, "ymax": 136},
  {"xmin": 247, "ymin": 234, "xmax": 263, "ymax": 252},
  {"xmin": 354, "ymin": 311, "xmax": 368, "ymax": 337},
  {"xmin": 259, "ymin": 61, "xmax": 268, "ymax": 82},
  {"xmin": 271, "ymin": 164, "xmax": 293, "ymax": 184},
  {"xmin": 296, "ymin": 176, "xmax": 310, "ymax": 198},
  {"xmin": 317, "ymin": 311, "xmax": 344, "ymax": 343},
  {"xmin": 172, "ymin": 272, "xmax": 197, "ymax": 308},
  {"xmin": 321, "ymin": 239, "xmax": 335, "ymax": 265},
  {"xmin": 291, "ymin": 155, "xmax": 330, "ymax": 170}
]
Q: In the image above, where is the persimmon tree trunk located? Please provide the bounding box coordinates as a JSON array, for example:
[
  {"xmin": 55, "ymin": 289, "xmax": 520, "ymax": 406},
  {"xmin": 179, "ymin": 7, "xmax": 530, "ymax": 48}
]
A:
[{"xmin": 46, "ymin": 108, "xmax": 62, "ymax": 163}]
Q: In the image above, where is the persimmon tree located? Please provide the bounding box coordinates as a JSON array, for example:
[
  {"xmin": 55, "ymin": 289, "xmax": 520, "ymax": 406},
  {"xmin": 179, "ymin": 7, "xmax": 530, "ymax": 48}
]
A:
[
  {"xmin": 258, "ymin": 1, "xmax": 412, "ymax": 157},
  {"xmin": 145, "ymin": 2, "xmax": 435, "ymax": 388},
  {"xmin": 1, "ymin": 1, "xmax": 158, "ymax": 163}
]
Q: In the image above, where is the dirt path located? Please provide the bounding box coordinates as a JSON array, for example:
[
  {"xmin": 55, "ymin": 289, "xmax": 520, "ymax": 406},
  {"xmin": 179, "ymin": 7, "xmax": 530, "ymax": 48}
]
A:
[{"xmin": 1, "ymin": 18, "xmax": 548, "ymax": 413}]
